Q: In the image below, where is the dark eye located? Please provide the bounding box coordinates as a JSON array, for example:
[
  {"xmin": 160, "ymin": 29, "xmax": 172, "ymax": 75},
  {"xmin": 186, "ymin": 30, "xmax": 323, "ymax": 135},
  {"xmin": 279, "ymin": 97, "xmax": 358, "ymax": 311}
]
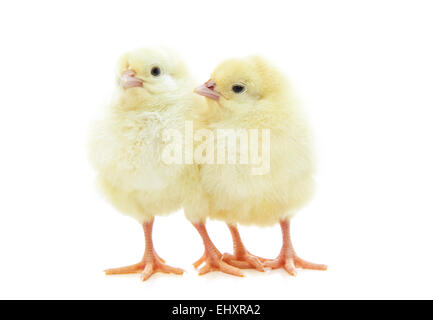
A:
[
  {"xmin": 232, "ymin": 85, "xmax": 245, "ymax": 93},
  {"xmin": 151, "ymin": 66, "xmax": 161, "ymax": 77}
]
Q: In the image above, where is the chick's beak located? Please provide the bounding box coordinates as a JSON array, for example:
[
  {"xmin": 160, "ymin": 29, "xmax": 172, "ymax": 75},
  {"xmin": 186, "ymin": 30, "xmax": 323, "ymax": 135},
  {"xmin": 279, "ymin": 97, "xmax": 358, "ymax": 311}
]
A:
[
  {"xmin": 194, "ymin": 80, "xmax": 220, "ymax": 100},
  {"xmin": 120, "ymin": 70, "xmax": 143, "ymax": 89}
]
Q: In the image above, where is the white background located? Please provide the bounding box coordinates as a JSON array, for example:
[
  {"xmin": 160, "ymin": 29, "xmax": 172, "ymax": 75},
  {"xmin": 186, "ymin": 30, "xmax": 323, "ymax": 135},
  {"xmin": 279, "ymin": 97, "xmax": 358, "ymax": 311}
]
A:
[{"xmin": 0, "ymin": 0, "xmax": 432, "ymax": 299}]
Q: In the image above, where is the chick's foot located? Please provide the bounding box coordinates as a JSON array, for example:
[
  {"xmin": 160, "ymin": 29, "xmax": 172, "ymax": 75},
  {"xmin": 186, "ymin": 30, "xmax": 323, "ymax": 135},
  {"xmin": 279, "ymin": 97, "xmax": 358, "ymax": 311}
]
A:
[
  {"xmin": 222, "ymin": 252, "xmax": 265, "ymax": 272},
  {"xmin": 104, "ymin": 219, "xmax": 183, "ymax": 281},
  {"xmin": 264, "ymin": 219, "xmax": 327, "ymax": 276},
  {"xmin": 263, "ymin": 253, "xmax": 327, "ymax": 276},
  {"xmin": 193, "ymin": 222, "xmax": 244, "ymax": 277},
  {"xmin": 194, "ymin": 250, "xmax": 244, "ymax": 277},
  {"xmin": 105, "ymin": 253, "xmax": 184, "ymax": 281},
  {"xmin": 221, "ymin": 224, "xmax": 265, "ymax": 271}
]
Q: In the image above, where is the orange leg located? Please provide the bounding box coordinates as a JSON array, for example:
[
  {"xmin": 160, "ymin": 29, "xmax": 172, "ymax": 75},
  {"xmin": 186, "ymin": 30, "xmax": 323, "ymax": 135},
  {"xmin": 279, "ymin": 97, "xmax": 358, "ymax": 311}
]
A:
[
  {"xmin": 264, "ymin": 219, "xmax": 327, "ymax": 276},
  {"xmin": 192, "ymin": 222, "xmax": 244, "ymax": 277},
  {"xmin": 221, "ymin": 224, "xmax": 265, "ymax": 271},
  {"xmin": 105, "ymin": 218, "xmax": 184, "ymax": 281}
]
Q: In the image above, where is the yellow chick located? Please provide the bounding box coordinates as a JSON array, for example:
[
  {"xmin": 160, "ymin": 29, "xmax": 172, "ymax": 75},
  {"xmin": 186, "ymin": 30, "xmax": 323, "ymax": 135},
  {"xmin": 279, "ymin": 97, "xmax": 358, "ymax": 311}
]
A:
[
  {"xmin": 193, "ymin": 56, "xmax": 327, "ymax": 276},
  {"xmin": 88, "ymin": 47, "xmax": 203, "ymax": 281}
]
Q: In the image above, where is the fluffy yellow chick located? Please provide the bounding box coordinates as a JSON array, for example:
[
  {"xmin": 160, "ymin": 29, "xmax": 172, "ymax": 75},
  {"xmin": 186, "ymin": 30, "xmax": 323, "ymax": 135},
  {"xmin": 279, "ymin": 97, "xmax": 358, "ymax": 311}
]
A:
[
  {"xmin": 88, "ymin": 47, "xmax": 204, "ymax": 281},
  {"xmin": 193, "ymin": 56, "xmax": 327, "ymax": 275}
]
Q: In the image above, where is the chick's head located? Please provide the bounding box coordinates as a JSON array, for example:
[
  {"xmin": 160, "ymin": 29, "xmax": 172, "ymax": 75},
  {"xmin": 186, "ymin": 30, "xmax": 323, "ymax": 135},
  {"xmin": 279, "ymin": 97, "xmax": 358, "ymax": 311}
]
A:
[
  {"xmin": 195, "ymin": 56, "xmax": 290, "ymax": 120},
  {"xmin": 116, "ymin": 47, "xmax": 192, "ymax": 110}
]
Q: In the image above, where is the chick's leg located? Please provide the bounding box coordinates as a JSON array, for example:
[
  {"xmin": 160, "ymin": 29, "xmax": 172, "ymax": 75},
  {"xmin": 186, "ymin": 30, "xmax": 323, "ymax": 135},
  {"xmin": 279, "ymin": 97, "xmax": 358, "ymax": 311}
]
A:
[
  {"xmin": 221, "ymin": 224, "xmax": 265, "ymax": 271},
  {"xmin": 192, "ymin": 222, "xmax": 244, "ymax": 277},
  {"xmin": 264, "ymin": 219, "xmax": 327, "ymax": 276},
  {"xmin": 105, "ymin": 218, "xmax": 184, "ymax": 281}
]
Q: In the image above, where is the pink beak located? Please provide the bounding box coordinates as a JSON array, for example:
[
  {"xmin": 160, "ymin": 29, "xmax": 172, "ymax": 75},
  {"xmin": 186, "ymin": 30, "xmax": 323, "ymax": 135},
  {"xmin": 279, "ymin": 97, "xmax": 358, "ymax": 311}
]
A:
[
  {"xmin": 194, "ymin": 80, "xmax": 220, "ymax": 100},
  {"xmin": 120, "ymin": 70, "xmax": 143, "ymax": 89}
]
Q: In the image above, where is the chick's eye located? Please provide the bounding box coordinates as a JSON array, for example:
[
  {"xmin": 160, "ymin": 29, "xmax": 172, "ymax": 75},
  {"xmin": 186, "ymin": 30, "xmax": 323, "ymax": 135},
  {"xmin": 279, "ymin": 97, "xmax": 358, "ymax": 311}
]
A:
[
  {"xmin": 232, "ymin": 85, "xmax": 245, "ymax": 93},
  {"xmin": 151, "ymin": 66, "xmax": 161, "ymax": 77}
]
